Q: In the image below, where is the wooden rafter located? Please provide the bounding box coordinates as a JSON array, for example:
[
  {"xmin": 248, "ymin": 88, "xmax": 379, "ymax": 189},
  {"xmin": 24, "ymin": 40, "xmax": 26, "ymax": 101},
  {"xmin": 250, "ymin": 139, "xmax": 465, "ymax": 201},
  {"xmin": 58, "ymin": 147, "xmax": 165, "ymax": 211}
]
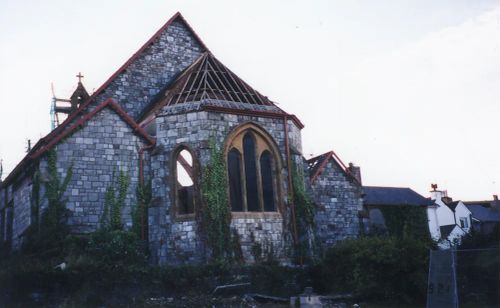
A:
[{"xmin": 152, "ymin": 52, "xmax": 277, "ymax": 113}]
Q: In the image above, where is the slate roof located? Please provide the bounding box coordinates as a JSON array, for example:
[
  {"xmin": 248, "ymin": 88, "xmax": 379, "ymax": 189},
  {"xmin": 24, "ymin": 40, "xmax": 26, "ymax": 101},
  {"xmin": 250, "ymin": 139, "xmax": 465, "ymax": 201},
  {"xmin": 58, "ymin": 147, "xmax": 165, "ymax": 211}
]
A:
[
  {"xmin": 440, "ymin": 224, "xmax": 457, "ymax": 240},
  {"xmin": 363, "ymin": 186, "xmax": 432, "ymax": 206},
  {"xmin": 446, "ymin": 201, "xmax": 460, "ymax": 211},
  {"xmin": 465, "ymin": 204, "xmax": 500, "ymax": 222}
]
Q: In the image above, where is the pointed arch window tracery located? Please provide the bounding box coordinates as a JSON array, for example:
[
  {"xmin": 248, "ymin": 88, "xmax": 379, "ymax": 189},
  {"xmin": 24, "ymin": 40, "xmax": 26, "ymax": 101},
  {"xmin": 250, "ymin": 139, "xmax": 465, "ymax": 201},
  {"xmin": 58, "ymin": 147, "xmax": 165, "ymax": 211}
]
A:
[{"xmin": 226, "ymin": 125, "xmax": 280, "ymax": 212}]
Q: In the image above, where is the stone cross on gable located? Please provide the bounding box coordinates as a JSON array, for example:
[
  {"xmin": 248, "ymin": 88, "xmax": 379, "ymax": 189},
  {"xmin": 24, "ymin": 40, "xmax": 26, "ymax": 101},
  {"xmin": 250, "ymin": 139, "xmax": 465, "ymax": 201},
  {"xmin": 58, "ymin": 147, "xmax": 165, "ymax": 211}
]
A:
[{"xmin": 76, "ymin": 72, "xmax": 84, "ymax": 83}]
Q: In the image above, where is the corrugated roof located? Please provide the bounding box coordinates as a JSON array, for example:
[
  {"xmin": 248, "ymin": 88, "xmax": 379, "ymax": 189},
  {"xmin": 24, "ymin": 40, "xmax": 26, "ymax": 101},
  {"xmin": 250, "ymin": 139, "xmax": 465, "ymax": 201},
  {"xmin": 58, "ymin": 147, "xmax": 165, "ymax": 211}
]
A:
[{"xmin": 363, "ymin": 186, "xmax": 432, "ymax": 206}]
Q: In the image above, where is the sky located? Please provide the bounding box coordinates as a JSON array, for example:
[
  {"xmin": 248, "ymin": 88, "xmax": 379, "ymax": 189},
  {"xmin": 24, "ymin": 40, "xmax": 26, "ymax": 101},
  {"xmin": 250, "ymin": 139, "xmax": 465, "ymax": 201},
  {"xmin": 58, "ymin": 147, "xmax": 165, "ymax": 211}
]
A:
[{"xmin": 1, "ymin": 0, "xmax": 499, "ymax": 200}]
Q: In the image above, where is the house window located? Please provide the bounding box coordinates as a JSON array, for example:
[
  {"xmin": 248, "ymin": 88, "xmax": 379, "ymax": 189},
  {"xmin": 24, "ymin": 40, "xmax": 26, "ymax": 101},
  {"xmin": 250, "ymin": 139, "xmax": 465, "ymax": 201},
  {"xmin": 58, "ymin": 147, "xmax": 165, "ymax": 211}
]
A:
[
  {"xmin": 226, "ymin": 126, "xmax": 280, "ymax": 212},
  {"xmin": 459, "ymin": 217, "xmax": 469, "ymax": 229},
  {"xmin": 174, "ymin": 148, "xmax": 196, "ymax": 216}
]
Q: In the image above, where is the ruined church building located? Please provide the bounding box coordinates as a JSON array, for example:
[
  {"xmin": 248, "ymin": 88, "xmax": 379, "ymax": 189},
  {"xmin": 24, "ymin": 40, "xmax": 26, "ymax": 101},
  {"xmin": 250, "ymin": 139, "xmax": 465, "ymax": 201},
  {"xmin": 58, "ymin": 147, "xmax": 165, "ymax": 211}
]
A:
[{"xmin": 0, "ymin": 13, "xmax": 362, "ymax": 264}]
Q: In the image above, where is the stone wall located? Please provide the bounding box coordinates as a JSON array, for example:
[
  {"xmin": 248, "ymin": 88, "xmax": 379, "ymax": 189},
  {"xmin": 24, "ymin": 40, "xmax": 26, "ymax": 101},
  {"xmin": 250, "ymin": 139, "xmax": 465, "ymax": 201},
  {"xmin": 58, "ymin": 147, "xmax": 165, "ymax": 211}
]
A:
[
  {"xmin": 231, "ymin": 214, "xmax": 285, "ymax": 263},
  {"xmin": 90, "ymin": 19, "xmax": 204, "ymax": 120},
  {"xmin": 12, "ymin": 177, "xmax": 32, "ymax": 249},
  {"xmin": 311, "ymin": 159, "xmax": 362, "ymax": 248},
  {"xmin": 149, "ymin": 100, "xmax": 301, "ymax": 264},
  {"xmin": 46, "ymin": 107, "xmax": 148, "ymax": 233}
]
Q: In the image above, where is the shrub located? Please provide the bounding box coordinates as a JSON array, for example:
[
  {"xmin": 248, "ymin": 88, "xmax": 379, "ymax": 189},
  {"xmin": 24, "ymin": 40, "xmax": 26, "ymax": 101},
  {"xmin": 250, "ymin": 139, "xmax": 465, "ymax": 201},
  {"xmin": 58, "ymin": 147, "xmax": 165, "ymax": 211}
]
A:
[
  {"xmin": 84, "ymin": 229, "xmax": 147, "ymax": 270},
  {"xmin": 311, "ymin": 235, "xmax": 430, "ymax": 304}
]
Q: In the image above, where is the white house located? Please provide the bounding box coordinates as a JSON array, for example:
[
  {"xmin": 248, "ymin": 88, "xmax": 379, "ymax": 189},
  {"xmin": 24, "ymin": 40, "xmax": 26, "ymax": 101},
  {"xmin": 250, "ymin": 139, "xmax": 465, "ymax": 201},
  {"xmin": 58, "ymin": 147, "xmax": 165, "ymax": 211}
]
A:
[{"xmin": 427, "ymin": 185, "xmax": 470, "ymax": 248}]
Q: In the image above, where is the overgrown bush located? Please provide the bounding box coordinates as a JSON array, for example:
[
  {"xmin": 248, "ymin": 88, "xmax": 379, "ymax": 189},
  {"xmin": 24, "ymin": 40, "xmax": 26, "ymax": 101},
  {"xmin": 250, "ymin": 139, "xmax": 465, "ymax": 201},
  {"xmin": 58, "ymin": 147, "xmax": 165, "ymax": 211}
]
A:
[
  {"xmin": 311, "ymin": 235, "xmax": 431, "ymax": 304},
  {"xmin": 459, "ymin": 224, "xmax": 500, "ymax": 249},
  {"xmin": 83, "ymin": 229, "xmax": 147, "ymax": 270}
]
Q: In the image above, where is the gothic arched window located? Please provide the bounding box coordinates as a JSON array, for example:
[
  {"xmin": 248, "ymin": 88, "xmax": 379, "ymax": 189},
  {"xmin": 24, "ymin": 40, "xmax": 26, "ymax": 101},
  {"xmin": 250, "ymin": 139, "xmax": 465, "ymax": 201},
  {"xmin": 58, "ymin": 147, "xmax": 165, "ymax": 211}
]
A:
[
  {"xmin": 226, "ymin": 125, "xmax": 280, "ymax": 212},
  {"xmin": 228, "ymin": 148, "xmax": 243, "ymax": 211},
  {"xmin": 173, "ymin": 147, "xmax": 196, "ymax": 216}
]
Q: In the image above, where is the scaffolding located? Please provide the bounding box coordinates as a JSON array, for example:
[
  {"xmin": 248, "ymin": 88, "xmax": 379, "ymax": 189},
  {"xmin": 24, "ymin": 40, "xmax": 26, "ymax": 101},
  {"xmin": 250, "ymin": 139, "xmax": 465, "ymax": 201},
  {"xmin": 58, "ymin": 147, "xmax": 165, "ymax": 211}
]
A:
[{"xmin": 50, "ymin": 73, "xmax": 89, "ymax": 130}]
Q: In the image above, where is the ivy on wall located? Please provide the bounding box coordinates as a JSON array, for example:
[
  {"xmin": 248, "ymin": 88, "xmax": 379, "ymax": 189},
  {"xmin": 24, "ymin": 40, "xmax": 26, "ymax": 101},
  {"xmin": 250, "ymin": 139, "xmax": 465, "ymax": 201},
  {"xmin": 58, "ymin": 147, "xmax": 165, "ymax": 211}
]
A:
[
  {"xmin": 43, "ymin": 149, "xmax": 73, "ymax": 241},
  {"xmin": 23, "ymin": 149, "xmax": 73, "ymax": 255},
  {"xmin": 201, "ymin": 138, "xmax": 231, "ymax": 261},
  {"xmin": 132, "ymin": 179, "xmax": 152, "ymax": 240},
  {"xmin": 101, "ymin": 170, "xmax": 130, "ymax": 231},
  {"xmin": 291, "ymin": 160, "xmax": 315, "ymax": 262},
  {"xmin": 379, "ymin": 205, "xmax": 431, "ymax": 240}
]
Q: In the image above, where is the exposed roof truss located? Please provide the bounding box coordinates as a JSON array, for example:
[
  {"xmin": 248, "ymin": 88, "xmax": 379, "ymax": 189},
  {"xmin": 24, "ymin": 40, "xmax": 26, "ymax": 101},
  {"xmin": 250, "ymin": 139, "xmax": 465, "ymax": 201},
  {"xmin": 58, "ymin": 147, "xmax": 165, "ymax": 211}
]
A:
[{"xmin": 158, "ymin": 52, "xmax": 276, "ymax": 109}]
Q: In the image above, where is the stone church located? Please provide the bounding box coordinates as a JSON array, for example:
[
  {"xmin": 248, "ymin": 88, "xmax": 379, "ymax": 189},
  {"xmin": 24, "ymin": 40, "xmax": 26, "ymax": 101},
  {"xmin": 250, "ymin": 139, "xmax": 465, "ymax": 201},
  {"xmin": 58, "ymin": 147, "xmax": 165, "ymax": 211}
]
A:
[{"xmin": 0, "ymin": 13, "xmax": 362, "ymax": 264}]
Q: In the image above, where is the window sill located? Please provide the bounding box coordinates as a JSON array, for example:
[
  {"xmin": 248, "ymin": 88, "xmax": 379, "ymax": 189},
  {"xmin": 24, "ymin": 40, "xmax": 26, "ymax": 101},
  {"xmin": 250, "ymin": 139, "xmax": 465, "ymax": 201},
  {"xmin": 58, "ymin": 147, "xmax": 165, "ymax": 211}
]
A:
[
  {"xmin": 175, "ymin": 213, "xmax": 196, "ymax": 222},
  {"xmin": 231, "ymin": 212, "xmax": 282, "ymax": 220}
]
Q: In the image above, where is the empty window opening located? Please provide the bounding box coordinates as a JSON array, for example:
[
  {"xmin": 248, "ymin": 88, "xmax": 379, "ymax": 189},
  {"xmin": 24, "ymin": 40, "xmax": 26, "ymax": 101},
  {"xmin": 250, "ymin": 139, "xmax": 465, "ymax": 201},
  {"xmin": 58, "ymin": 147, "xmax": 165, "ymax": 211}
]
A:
[{"xmin": 176, "ymin": 149, "xmax": 195, "ymax": 215}]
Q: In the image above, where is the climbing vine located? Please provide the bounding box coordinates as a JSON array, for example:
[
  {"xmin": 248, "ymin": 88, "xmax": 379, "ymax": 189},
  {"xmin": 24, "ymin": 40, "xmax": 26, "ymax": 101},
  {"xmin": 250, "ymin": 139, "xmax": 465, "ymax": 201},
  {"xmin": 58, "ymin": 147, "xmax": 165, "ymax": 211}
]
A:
[
  {"xmin": 379, "ymin": 205, "xmax": 431, "ymax": 240},
  {"xmin": 23, "ymin": 149, "xmax": 73, "ymax": 254},
  {"xmin": 132, "ymin": 179, "xmax": 152, "ymax": 240},
  {"xmin": 291, "ymin": 159, "xmax": 315, "ymax": 261},
  {"xmin": 101, "ymin": 170, "xmax": 130, "ymax": 230},
  {"xmin": 42, "ymin": 149, "xmax": 73, "ymax": 240},
  {"xmin": 201, "ymin": 138, "xmax": 231, "ymax": 261}
]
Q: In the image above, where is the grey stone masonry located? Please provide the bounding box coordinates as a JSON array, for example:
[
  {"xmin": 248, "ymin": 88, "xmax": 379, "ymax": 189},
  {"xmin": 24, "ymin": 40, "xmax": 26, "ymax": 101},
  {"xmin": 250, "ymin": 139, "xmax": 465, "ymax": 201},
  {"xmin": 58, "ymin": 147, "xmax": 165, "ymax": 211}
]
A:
[
  {"xmin": 148, "ymin": 101, "xmax": 302, "ymax": 264},
  {"xmin": 90, "ymin": 19, "xmax": 204, "ymax": 120},
  {"xmin": 11, "ymin": 177, "xmax": 32, "ymax": 250},
  {"xmin": 45, "ymin": 107, "xmax": 148, "ymax": 233},
  {"xmin": 311, "ymin": 160, "xmax": 363, "ymax": 248},
  {"xmin": 0, "ymin": 13, "xmax": 367, "ymax": 265}
]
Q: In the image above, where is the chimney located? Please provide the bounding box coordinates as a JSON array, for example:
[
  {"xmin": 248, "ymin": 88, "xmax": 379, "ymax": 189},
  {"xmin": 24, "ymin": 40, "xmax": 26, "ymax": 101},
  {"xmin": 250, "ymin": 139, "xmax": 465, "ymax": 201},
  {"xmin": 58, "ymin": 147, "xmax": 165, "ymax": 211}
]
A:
[
  {"xmin": 430, "ymin": 184, "xmax": 444, "ymax": 201},
  {"xmin": 492, "ymin": 195, "xmax": 500, "ymax": 212},
  {"xmin": 348, "ymin": 163, "xmax": 362, "ymax": 185},
  {"xmin": 441, "ymin": 195, "xmax": 453, "ymax": 205}
]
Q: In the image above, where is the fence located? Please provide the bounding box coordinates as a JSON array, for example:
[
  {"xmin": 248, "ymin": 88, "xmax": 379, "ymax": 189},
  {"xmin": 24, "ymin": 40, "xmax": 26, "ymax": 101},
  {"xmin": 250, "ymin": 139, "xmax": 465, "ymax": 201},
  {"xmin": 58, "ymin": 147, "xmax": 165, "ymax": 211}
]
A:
[{"xmin": 427, "ymin": 247, "xmax": 500, "ymax": 308}]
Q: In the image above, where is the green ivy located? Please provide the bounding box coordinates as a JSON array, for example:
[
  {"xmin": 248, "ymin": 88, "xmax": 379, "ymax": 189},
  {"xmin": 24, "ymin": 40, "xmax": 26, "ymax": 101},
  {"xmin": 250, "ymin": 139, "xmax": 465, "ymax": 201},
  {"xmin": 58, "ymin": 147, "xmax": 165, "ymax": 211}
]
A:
[
  {"xmin": 291, "ymin": 160, "xmax": 315, "ymax": 262},
  {"xmin": 201, "ymin": 138, "xmax": 231, "ymax": 262},
  {"xmin": 23, "ymin": 149, "xmax": 73, "ymax": 256},
  {"xmin": 132, "ymin": 179, "xmax": 152, "ymax": 240},
  {"xmin": 379, "ymin": 205, "xmax": 431, "ymax": 240},
  {"xmin": 101, "ymin": 170, "xmax": 130, "ymax": 231},
  {"xmin": 42, "ymin": 149, "xmax": 73, "ymax": 242}
]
